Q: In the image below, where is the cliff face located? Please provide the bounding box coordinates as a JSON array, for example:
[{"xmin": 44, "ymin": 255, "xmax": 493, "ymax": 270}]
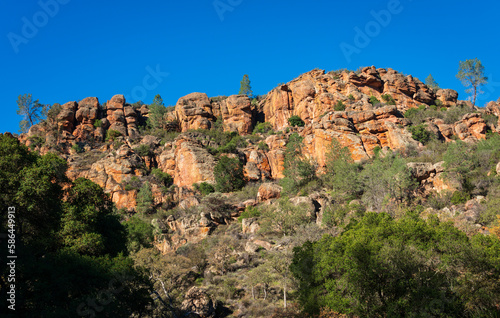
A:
[{"xmin": 19, "ymin": 67, "xmax": 498, "ymax": 211}]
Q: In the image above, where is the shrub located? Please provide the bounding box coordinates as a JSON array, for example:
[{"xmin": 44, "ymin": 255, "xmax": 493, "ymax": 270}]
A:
[
  {"xmin": 134, "ymin": 144, "xmax": 152, "ymax": 157},
  {"xmin": 124, "ymin": 176, "xmax": 142, "ymax": 191},
  {"xmin": 136, "ymin": 182, "xmax": 154, "ymax": 214},
  {"xmin": 381, "ymin": 94, "xmax": 396, "ymax": 105},
  {"xmin": 348, "ymin": 94, "xmax": 355, "ymax": 100},
  {"xmin": 258, "ymin": 141, "xmax": 269, "ymax": 151},
  {"xmin": 409, "ymin": 124, "xmax": 432, "ymax": 144},
  {"xmin": 334, "ymin": 100, "xmax": 345, "ymax": 111},
  {"xmin": 194, "ymin": 182, "xmax": 215, "ymax": 196},
  {"xmin": 71, "ymin": 143, "xmax": 84, "ymax": 153},
  {"xmin": 288, "ymin": 115, "xmax": 305, "ymax": 127},
  {"xmin": 450, "ymin": 190, "xmax": 470, "ymax": 205},
  {"xmin": 93, "ymin": 119, "xmax": 102, "ymax": 128},
  {"xmin": 237, "ymin": 206, "xmax": 261, "ymax": 222},
  {"xmin": 214, "ymin": 156, "xmax": 245, "ymax": 192},
  {"xmin": 28, "ymin": 136, "xmax": 44, "ymax": 149},
  {"xmin": 369, "ymin": 96, "xmax": 380, "ymax": 105},
  {"xmin": 435, "ymin": 99, "xmax": 443, "ymax": 107},
  {"xmin": 151, "ymin": 168, "xmax": 173, "ymax": 187},
  {"xmin": 441, "ymin": 107, "xmax": 447, "ymax": 112},
  {"xmin": 106, "ymin": 129, "xmax": 122, "ymax": 141}
]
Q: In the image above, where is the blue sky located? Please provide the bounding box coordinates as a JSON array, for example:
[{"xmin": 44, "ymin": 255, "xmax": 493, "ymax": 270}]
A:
[{"xmin": 1, "ymin": 0, "xmax": 499, "ymax": 134}]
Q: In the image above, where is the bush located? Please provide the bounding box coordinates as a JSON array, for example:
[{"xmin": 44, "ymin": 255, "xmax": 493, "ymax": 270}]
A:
[
  {"xmin": 258, "ymin": 141, "xmax": 269, "ymax": 151},
  {"xmin": 214, "ymin": 156, "xmax": 246, "ymax": 192},
  {"xmin": 348, "ymin": 94, "xmax": 355, "ymax": 100},
  {"xmin": 381, "ymin": 94, "xmax": 396, "ymax": 105},
  {"xmin": 93, "ymin": 119, "xmax": 102, "ymax": 128},
  {"xmin": 106, "ymin": 129, "xmax": 122, "ymax": 141},
  {"xmin": 253, "ymin": 122, "xmax": 273, "ymax": 134},
  {"xmin": 237, "ymin": 206, "xmax": 261, "ymax": 222},
  {"xmin": 369, "ymin": 96, "xmax": 380, "ymax": 105},
  {"xmin": 124, "ymin": 176, "xmax": 142, "ymax": 191},
  {"xmin": 134, "ymin": 144, "xmax": 152, "ymax": 157},
  {"xmin": 151, "ymin": 168, "xmax": 173, "ymax": 187},
  {"xmin": 409, "ymin": 124, "xmax": 432, "ymax": 144},
  {"xmin": 334, "ymin": 100, "xmax": 345, "ymax": 111},
  {"xmin": 288, "ymin": 115, "xmax": 305, "ymax": 127},
  {"xmin": 136, "ymin": 182, "xmax": 154, "ymax": 214},
  {"xmin": 450, "ymin": 190, "xmax": 470, "ymax": 205},
  {"xmin": 71, "ymin": 143, "xmax": 84, "ymax": 153},
  {"xmin": 194, "ymin": 182, "xmax": 215, "ymax": 196}
]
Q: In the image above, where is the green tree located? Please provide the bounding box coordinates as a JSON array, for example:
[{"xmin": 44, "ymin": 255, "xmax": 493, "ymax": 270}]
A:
[
  {"xmin": 425, "ymin": 74, "xmax": 440, "ymax": 91},
  {"xmin": 60, "ymin": 178, "xmax": 126, "ymax": 256},
  {"xmin": 287, "ymin": 115, "xmax": 305, "ymax": 127},
  {"xmin": 147, "ymin": 94, "xmax": 167, "ymax": 130},
  {"xmin": 456, "ymin": 58, "xmax": 488, "ymax": 107},
  {"xmin": 0, "ymin": 134, "xmax": 153, "ymax": 317},
  {"xmin": 16, "ymin": 93, "xmax": 48, "ymax": 133},
  {"xmin": 136, "ymin": 181, "xmax": 154, "ymax": 214},
  {"xmin": 214, "ymin": 155, "xmax": 246, "ymax": 192},
  {"xmin": 280, "ymin": 133, "xmax": 316, "ymax": 194},
  {"xmin": 324, "ymin": 138, "xmax": 360, "ymax": 201},
  {"xmin": 291, "ymin": 212, "xmax": 500, "ymax": 317},
  {"xmin": 239, "ymin": 74, "xmax": 253, "ymax": 97},
  {"xmin": 359, "ymin": 152, "xmax": 416, "ymax": 210}
]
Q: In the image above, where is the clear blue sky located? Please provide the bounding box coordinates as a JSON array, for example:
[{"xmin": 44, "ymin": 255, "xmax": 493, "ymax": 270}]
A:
[{"xmin": 1, "ymin": 0, "xmax": 499, "ymax": 134}]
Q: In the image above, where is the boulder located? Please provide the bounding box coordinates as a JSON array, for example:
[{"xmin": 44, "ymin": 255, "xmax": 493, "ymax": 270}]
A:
[
  {"xmin": 220, "ymin": 95, "xmax": 253, "ymax": 134},
  {"xmin": 181, "ymin": 287, "xmax": 215, "ymax": 318},
  {"xmin": 175, "ymin": 93, "xmax": 214, "ymax": 132},
  {"xmin": 436, "ymin": 89, "xmax": 458, "ymax": 107},
  {"xmin": 173, "ymin": 136, "xmax": 216, "ymax": 188},
  {"xmin": 257, "ymin": 183, "xmax": 282, "ymax": 202},
  {"xmin": 106, "ymin": 94, "xmax": 128, "ymax": 136}
]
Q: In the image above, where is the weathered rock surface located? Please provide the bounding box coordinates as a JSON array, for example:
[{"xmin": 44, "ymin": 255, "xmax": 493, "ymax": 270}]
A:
[
  {"xmin": 257, "ymin": 183, "xmax": 282, "ymax": 202},
  {"xmin": 181, "ymin": 287, "xmax": 215, "ymax": 318},
  {"xmin": 220, "ymin": 95, "xmax": 254, "ymax": 135},
  {"xmin": 175, "ymin": 93, "xmax": 214, "ymax": 132}
]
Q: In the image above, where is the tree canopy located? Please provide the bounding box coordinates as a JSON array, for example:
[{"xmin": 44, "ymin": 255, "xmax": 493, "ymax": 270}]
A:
[
  {"xmin": 16, "ymin": 93, "xmax": 47, "ymax": 133},
  {"xmin": 456, "ymin": 58, "xmax": 488, "ymax": 106},
  {"xmin": 291, "ymin": 212, "xmax": 500, "ymax": 317}
]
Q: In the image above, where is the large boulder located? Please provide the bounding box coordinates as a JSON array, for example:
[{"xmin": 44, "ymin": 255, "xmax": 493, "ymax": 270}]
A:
[
  {"xmin": 175, "ymin": 93, "xmax": 214, "ymax": 132},
  {"xmin": 181, "ymin": 287, "xmax": 215, "ymax": 318},
  {"xmin": 220, "ymin": 95, "xmax": 253, "ymax": 134},
  {"xmin": 173, "ymin": 136, "xmax": 216, "ymax": 188},
  {"xmin": 106, "ymin": 94, "xmax": 128, "ymax": 136},
  {"xmin": 57, "ymin": 101, "xmax": 78, "ymax": 132},
  {"xmin": 257, "ymin": 183, "xmax": 282, "ymax": 202},
  {"xmin": 436, "ymin": 89, "xmax": 458, "ymax": 107}
]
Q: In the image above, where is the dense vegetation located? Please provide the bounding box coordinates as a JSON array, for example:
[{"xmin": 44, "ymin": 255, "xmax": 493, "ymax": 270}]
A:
[{"xmin": 5, "ymin": 62, "xmax": 500, "ymax": 316}]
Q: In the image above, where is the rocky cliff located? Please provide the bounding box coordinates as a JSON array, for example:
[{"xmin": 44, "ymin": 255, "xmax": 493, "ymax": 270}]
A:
[{"xmin": 19, "ymin": 67, "xmax": 498, "ymax": 212}]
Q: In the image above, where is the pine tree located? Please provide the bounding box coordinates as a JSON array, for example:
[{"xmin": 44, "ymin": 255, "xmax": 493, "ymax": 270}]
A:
[
  {"xmin": 456, "ymin": 58, "xmax": 488, "ymax": 107},
  {"xmin": 147, "ymin": 94, "xmax": 167, "ymax": 130},
  {"xmin": 425, "ymin": 74, "xmax": 440, "ymax": 91},
  {"xmin": 239, "ymin": 74, "xmax": 253, "ymax": 97},
  {"xmin": 16, "ymin": 93, "xmax": 47, "ymax": 133}
]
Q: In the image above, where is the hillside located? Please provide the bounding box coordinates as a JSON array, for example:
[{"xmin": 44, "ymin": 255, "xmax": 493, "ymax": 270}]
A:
[{"xmin": 4, "ymin": 66, "xmax": 500, "ymax": 317}]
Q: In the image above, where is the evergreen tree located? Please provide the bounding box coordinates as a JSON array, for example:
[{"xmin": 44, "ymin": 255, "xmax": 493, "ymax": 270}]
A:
[
  {"xmin": 147, "ymin": 94, "xmax": 167, "ymax": 130},
  {"xmin": 239, "ymin": 74, "xmax": 253, "ymax": 97},
  {"xmin": 16, "ymin": 93, "xmax": 47, "ymax": 133},
  {"xmin": 425, "ymin": 74, "xmax": 440, "ymax": 91},
  {"xmin": 456, "ymin": 58, "xmax": 488, "ymax": 106}
]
